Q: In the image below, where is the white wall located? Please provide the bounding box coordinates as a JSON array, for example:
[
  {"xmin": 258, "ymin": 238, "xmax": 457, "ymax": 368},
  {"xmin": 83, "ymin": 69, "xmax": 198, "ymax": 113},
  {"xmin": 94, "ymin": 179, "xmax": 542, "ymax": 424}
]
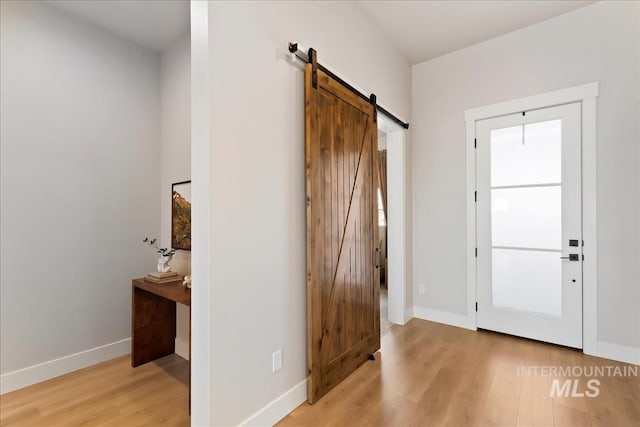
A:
[
  {"xmin": 203, "ymin": 1, "xmax": 411, "ymax": 424},
  {"xmin": 160, "ymin": 34, "xmax": 191, "ymax": 359},
  {"xmin": 412, "ymin": 1, "xmax": 640, "ymax": 349},
  {"xmin": 0, "ymin": 0, "xmax": 161, "ymax": 389}
]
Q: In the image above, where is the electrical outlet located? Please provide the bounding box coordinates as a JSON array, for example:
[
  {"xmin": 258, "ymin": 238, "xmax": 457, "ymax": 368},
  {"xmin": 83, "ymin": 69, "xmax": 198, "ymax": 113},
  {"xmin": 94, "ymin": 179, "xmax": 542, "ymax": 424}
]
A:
[
  {"xmin": 272, "ymin": 349, "xmax": 283, "ymax": 373},
  {"xmin": 418, "ymin": 284, "xmax": 427, "ymax": 295}
]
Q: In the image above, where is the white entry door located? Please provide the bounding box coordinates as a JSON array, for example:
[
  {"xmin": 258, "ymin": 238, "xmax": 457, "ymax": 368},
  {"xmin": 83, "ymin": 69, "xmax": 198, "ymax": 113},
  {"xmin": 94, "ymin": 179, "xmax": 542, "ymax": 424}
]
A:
[{"xmin": 476, "ymin": 103, "xmax": 582, "ymax": 348}]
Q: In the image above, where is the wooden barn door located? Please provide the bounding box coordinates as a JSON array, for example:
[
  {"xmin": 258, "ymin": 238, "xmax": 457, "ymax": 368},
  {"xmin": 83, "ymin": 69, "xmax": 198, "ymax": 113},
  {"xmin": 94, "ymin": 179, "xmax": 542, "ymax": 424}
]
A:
[{"xmin": 305, "ymin": 63, "xmax": 380, "ymax": 404}]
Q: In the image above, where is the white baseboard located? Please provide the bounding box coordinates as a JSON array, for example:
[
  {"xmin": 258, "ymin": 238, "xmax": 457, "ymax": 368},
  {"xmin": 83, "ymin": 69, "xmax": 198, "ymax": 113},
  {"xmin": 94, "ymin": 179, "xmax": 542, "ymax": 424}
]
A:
[
  {"xmin": 0, "ymin": 338, "xmax": 130, "ymax": 395},
  {"xmin": 413, "ymin": 306, "xmax": 476, "ymax": 331},
  {"xmin": 239, "ymin": 379, "xmax": 308, "ymax": 427},
  {"xmin": 175, "ymin": 338, "xmax": 190, "ymax": 361},
  {"xmin": 594, "ymin": 341, "xmax": 640, "ymax": 366}
]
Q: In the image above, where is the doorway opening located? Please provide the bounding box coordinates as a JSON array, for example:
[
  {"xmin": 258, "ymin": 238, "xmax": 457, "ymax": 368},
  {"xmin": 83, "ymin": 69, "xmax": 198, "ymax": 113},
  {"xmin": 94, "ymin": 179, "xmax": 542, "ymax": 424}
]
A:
[
  {"xmin": 378, "ymin": 115, "xmax": 409, "ymax": 329},
  {"xmin": 377, "ymin": 130, "xmax": 391, "ymax": 335},
  {"xmin": 475, "ymin": 103, "xmax": 582, "ymax": 348}
]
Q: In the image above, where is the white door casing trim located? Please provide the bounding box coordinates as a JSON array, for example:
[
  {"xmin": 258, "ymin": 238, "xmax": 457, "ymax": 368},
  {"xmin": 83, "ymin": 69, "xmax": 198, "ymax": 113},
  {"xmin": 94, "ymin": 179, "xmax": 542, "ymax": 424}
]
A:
[
  {"xmin": 464, "ymin": 82, "xmax": 599, "ymax": 354},
  {"xmin": 190, "ymin": 0, "xmax": 211, "ymax": 424}
]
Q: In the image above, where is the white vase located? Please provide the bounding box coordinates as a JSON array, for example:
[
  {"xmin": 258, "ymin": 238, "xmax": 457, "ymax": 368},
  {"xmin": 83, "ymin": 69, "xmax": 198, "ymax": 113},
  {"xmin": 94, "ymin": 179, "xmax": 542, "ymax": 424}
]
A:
[{"xmin": 157, "ymin": 255, "xmax": 173, "ymax": 273}]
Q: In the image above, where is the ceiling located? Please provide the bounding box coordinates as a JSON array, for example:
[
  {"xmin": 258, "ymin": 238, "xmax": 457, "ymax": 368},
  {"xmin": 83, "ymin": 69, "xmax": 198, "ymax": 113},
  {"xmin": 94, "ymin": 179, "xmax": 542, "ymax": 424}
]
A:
[
  {"xmin": 358, "ymin": 0, "xmax": 595, "ymax": 64},
  {"xmin": 47, "ymin": 0, "xmax": 594, "ymax": 61},
  {"xmin": 48, "ymin": 0, "xmax": 189, "ymax": 52}
]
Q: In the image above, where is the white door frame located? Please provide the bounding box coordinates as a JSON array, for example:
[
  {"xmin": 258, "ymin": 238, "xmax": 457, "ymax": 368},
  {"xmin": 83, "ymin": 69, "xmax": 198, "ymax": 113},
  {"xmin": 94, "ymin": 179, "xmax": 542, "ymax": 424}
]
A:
[
  {"xmin": 378, "ymin": 114, "xmax": 410, "ymax": 325},
  {"xmin": 190, "ymin": 0, "xmax": 211, "ymax": 424},
  {"xmin": 464, "ymin": 82, "xmax": 599, "ymax": 355}
]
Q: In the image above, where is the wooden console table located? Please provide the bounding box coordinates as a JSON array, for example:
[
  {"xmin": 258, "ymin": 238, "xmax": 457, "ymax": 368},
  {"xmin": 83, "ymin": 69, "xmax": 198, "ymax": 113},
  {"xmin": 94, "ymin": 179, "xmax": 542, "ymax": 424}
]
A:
[{"xmin": 131, "ymin": 278, "xmax": 190, "ymax": 366}]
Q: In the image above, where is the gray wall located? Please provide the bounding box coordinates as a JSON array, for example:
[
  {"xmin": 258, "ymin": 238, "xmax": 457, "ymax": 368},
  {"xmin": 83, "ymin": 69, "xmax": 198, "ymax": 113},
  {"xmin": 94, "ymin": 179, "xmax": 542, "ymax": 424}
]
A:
[
  {"xmin": 1, "ymin": 1, "xmax": 161, "ymax": 375},
  {"xmin": 411, "ymin": 1, "xmax": 639, "ymax": 348},
  {"xmin": 205, "ymin": 1, "xmax": 411, "ymax": 424},
  {"xmin": 160, "ymin": 34, "xmax": 191, "ymax": 357}
]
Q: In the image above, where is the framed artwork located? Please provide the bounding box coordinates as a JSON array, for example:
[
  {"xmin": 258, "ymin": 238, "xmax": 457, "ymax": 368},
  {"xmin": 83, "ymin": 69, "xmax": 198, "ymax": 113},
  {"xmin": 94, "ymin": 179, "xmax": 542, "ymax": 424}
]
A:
[{"xmin": 172, "ymin": 180, "xmax": 191, "ymax": 251}]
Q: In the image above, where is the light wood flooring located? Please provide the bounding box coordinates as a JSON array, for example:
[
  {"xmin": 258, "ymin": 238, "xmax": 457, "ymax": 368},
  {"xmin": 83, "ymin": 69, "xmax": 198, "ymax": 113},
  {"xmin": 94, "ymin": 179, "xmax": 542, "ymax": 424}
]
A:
[
  {"xmin": 2, "ymin": 320, "xmax": 638, "ymax": 427},
  {"xmin": 279, "ymin": 319, "xmax": 640, "ymax": 427},
  {"xmin": 0, "ymin": 354, "xmax": 189, "ymax": 427}
]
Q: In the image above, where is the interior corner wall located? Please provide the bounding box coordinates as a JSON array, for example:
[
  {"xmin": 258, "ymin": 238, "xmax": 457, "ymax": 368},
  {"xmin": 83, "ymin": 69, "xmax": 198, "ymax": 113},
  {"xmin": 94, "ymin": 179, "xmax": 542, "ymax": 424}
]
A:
[
  {"xmin": 0, "ymin": 0, "xmax": 161, "ymax": 388},
  {"xmin": 411, "ymin": 1, "xmax": 640, "ymax": 349},
  {"xmin": 206, "ymin": 1, "xmax": 410, "ymax": 424},
  {"xmin": 404, "ymin": 129, "xmax": 414, "ymax": 313},
  {"xmin": 160, "ymin": 34, "xmax": 191, "ymax": 360}
]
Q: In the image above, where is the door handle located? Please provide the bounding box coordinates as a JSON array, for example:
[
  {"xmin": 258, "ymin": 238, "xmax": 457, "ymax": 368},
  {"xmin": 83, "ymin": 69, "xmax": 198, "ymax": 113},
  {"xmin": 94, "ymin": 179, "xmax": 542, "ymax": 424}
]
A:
[
  {"xmin": 375, "ymin": 248, "xmax": 380, "ymax": 269},
  {"xmin": 560, "ymin": 254, "xmax": 580, "ymax": 261}
]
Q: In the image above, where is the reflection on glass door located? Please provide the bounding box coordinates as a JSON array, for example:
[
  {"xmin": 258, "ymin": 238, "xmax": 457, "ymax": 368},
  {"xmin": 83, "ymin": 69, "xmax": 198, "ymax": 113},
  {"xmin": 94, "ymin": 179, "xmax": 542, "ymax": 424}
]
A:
[{"xmin": 476, "ymin": 103, "xmax": 582, "ymax": 348}]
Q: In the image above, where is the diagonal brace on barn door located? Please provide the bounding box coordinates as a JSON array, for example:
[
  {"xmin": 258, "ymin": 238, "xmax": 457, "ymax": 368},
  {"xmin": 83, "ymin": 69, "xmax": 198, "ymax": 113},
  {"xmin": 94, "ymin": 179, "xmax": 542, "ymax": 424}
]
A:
[{"xmin": 319, "ymin": 120, "xmax": 374, "ymax": 353}]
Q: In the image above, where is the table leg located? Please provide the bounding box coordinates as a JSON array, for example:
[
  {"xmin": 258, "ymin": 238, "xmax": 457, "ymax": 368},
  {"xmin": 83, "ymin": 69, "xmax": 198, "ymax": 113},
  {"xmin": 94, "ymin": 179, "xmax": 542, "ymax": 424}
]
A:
[{"xmin": 131, "ymin": 286, "xmax": 176, "ymax": 367}]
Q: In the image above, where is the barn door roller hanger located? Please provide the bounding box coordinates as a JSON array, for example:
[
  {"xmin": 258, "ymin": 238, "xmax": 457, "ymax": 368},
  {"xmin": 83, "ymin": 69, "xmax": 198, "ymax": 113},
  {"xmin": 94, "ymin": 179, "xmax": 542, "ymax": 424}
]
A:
[{"xmin": 288, "ymin": 42, "xmax": 409, "ymax": 130}]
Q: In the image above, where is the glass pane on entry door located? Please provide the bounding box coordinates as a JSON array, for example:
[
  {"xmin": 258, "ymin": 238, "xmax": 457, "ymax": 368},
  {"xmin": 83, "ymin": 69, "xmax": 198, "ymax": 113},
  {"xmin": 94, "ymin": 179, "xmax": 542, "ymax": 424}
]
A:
[
  {"xmin": 490, "ymin": 119, "xmax": 563, "ymax": 316},
  {"xmin": 491, "ymin": 120, "xmax": 562, "ymax": 186}
]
